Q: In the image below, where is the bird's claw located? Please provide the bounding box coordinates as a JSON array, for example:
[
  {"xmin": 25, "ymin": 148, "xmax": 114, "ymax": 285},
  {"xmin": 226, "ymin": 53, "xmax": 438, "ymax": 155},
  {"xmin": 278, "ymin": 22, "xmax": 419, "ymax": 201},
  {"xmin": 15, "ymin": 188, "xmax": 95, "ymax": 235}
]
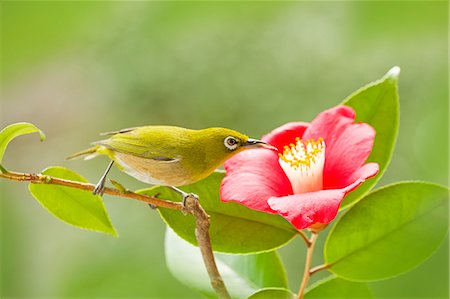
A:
[
  {"xmin": 93, "ymin": 180, "xmax": 106, "ymax": 196},
  {"xmin": 169, "ymin": 186, "xmax": 199, "ymax": 214},
  {"xmin": 182, "ymin": 192, "xmax": 199, "ymax": 208},
  {"xmin": 93, "ymin": 160, "xmax": 114, "ymax": 197}
]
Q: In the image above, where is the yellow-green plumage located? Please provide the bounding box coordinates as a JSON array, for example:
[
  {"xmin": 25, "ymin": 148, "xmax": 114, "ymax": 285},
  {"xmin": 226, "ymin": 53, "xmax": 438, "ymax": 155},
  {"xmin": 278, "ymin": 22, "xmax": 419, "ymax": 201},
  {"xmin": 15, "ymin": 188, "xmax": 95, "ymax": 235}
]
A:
[{"xmin": 68, "ymin": 126, "xmax": 271, "ymax": 187}]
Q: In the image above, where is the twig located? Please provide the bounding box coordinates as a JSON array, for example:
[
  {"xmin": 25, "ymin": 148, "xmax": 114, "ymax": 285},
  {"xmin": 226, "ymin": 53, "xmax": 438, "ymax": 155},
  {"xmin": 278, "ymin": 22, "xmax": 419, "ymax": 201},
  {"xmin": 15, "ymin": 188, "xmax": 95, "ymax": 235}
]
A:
[
  {"xmin": 183, "ymin": 195, "xmax": 231, "ymax": 299},
  {"xmin": 297, "ymin": 231, "xmax": 319, "ymax": 299},
  {"xmin": 297, "ymin": 230, "xmax": 311, "ymax": 246},
  {"xmin": 309, "ymin": 263, "xmax": 331, "ymax": 276},
  {"xmin": 0, "ymin": 170, "xmax": 231, "ymax": 298},
  {"xmin": 0, "ymin": 170, "xmax": 183, "ymax": 210}
]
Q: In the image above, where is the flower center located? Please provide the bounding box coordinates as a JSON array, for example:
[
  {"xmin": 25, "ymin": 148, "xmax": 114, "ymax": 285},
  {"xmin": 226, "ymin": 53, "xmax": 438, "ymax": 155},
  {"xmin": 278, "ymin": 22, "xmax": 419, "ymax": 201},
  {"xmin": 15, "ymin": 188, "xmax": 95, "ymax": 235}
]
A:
[{"xmin": 278, "ymin": 137, "xmax": 325, "ymax": 194}]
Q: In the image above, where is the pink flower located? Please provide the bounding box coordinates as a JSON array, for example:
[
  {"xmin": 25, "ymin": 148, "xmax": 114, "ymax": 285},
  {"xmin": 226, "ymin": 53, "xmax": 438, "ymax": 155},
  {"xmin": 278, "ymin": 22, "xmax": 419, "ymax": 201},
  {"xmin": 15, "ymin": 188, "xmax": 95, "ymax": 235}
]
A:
[{"xmin": 220, "ymin": 106, "xmax": 379, "ymax": 230}]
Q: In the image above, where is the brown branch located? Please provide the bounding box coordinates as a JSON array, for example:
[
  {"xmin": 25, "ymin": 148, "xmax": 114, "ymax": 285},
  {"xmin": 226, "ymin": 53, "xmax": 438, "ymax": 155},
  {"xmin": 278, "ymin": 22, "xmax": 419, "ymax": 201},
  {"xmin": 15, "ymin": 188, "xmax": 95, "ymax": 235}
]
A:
[
  {"xmin": 0, "ymin": 170, "xmax": 231, "ymax": 298},
  {"xmin": 0, "ymin": 170, "xmax": 183, "ymax": 210},
  {"xmin": 183, "ymin": 195, "xmax": 231, "ymax": 299}
]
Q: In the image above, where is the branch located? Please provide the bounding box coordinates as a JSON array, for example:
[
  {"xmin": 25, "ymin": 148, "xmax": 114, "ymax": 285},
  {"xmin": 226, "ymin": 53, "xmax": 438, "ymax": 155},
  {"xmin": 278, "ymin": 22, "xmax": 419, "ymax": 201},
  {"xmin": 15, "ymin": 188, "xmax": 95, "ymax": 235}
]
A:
[
  {"xmin": 0, "ymin": 170, "xmax": 183, "ymax": 210},
  {"xmin": 297, "ymin": 230, "xmax": 311, "ymax": 247},
  {"xmin": 297, "ymin": 231, "xmax": 319, "ymax": 299},
  {"xmin": 183, "ymin": 195, "xmax": 231, "ymax": 299},
  {"xmin": 0, "ymin": 170, "xmax": 231, "ymax": 298}
]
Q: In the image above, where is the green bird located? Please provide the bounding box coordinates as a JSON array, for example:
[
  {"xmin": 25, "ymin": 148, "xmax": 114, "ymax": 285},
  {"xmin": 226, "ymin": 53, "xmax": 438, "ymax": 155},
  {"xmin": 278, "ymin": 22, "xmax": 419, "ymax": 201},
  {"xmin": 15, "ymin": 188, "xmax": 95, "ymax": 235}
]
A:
[{"xmin": 67, "ymin": 126, "xmax": 275, "ymax": 201}]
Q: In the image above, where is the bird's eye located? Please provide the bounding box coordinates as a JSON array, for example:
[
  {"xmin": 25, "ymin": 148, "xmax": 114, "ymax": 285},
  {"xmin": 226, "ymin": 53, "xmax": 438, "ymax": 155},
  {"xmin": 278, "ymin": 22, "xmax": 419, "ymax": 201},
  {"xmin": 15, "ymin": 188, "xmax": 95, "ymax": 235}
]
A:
[{"xmin": 224, "ymin": 136, "xmax": 239, "ymax": 151}]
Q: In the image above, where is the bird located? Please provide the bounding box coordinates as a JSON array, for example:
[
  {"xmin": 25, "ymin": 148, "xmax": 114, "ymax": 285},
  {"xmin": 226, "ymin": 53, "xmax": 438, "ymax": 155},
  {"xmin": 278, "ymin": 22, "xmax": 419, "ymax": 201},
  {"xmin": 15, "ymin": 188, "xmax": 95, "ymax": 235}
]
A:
[{"xmin": 67, "ymin": 125, "xmax": 276, "ymax": 203}]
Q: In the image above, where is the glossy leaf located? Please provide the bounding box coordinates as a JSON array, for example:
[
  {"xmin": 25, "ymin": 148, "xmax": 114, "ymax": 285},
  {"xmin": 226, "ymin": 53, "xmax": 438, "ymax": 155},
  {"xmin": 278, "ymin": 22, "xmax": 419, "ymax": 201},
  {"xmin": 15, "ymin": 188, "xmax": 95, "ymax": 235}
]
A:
[
  {"xmin": 29, "ymin": 166, "xmax": 117, "ymax": 236},
  {"xmin": 165, "ymin": 228, "xmax": 288, "ymax": 299},
  {"xmin": 341, "ymin": 66, "xmax": 400, "ymax": 208},
  {"xmin": 247, "ymin": 288, "xmax": 294, "ymax": 299},
  {"xmin": 0, "ymin": 122, "xmax": 45, "ymax": 167},
  {"xmin": 325, "ymin": 182, "xmax": 449, "ymax": 281},
  {"xmin": 305, "ymin": 276, "xmax": 372, "ymax": 298},
  {"xmin": 139, "ymin": 171, "xmax": 296, "ymax": 254}
]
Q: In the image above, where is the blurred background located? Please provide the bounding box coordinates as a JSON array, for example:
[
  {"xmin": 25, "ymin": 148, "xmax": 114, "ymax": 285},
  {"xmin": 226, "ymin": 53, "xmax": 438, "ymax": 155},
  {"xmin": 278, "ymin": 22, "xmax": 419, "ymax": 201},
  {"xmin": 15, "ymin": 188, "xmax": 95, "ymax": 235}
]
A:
[{"xmin": 1, "ymin": 2, "xmax": 448, "ymax": 298}]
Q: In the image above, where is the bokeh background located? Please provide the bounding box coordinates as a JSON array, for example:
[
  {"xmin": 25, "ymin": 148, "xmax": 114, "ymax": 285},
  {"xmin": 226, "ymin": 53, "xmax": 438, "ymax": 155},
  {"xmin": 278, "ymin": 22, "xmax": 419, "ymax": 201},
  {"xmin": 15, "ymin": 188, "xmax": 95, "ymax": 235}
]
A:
[{"xmin": 1, "ymin": 1, "xmax": 448, "ymax": 298}]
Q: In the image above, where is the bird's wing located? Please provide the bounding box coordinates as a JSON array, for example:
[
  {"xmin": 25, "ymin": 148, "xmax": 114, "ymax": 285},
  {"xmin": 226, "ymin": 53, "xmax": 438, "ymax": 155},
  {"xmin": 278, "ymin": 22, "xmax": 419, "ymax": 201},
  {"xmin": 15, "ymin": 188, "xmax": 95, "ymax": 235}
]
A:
[
  {"xmin": 93, "ymin": 127, "xmax": 182, "ymax": 161},
  {"xmin": 99, "ymin": 127, "xmax": 137, "ymax": 136}
]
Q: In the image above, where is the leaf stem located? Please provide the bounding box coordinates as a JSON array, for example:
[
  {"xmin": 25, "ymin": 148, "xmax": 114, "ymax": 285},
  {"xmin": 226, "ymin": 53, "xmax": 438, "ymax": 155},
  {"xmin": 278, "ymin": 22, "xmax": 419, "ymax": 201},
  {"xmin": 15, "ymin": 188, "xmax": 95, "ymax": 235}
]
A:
[
  {"xmin": 0, "ymin": 170, "xmax": 231, "ymax": 298},
  {"xmin": 309, "ymin": 263, "xmax": 331, "ymax": 276},
  {"xmin": 297, "ymin": 230, "xmax": 311, "ymax": 246},
  {"xmin": 297, "ymin": 231, "xmax": 319, "ymax": 299}
]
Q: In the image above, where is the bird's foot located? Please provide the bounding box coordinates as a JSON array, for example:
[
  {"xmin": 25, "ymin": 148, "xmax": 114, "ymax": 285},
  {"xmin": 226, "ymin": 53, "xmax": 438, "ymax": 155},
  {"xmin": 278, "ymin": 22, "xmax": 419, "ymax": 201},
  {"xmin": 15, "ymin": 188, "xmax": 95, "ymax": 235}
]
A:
[
  {"xmin": 93, "ymin": 160, "xmax": 114, "ymax": 197},
  {"xmin": 93, "ymin": 178, "xmax": 106, "ymax": 196},
  {"xmin": 182, "ymin": 192, "xmax": 199, "ymax": 207},
  {"xmin": 180, "ymin": 192, "xmax": 199, "ymax": 215},
  {"xmin": 169, "ymin": 186, "xmax": 199, "ymax": 214}
]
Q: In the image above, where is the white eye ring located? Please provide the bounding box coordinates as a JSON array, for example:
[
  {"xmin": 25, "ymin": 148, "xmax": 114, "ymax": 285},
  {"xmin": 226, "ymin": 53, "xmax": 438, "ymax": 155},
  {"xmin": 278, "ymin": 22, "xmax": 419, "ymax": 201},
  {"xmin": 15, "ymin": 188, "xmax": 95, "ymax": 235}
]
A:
[{"xmin": 224, "ymin": 136, "xmax": 239, "ymax": 151}]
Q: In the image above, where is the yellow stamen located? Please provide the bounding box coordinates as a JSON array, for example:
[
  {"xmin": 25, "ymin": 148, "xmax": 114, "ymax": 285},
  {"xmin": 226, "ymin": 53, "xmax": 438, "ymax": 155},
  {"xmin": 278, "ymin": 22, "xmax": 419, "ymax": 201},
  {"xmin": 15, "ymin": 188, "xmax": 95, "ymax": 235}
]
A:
[
  {"xmin": 278, "ymin": 138, "xmax": 325, "ymax": 194},
  {"xmin": 278, "ymin": 138, "xmax": 324, "ymax": 169}
]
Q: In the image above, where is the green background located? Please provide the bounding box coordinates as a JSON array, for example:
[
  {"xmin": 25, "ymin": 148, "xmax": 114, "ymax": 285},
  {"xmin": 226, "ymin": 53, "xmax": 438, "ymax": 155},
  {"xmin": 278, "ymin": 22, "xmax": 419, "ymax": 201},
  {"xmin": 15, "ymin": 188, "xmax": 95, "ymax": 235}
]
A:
[{"xmin": 1, "ymin": 1, "xmax": 448, "ymax": 298}]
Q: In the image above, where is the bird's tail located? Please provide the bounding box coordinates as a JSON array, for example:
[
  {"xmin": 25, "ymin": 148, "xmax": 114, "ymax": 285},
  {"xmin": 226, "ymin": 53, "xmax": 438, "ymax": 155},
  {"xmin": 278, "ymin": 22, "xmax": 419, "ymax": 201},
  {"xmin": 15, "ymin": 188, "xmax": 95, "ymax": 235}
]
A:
[{"xmin": 66, "ymin": 146, "xmax": 100, "ymax": 160}]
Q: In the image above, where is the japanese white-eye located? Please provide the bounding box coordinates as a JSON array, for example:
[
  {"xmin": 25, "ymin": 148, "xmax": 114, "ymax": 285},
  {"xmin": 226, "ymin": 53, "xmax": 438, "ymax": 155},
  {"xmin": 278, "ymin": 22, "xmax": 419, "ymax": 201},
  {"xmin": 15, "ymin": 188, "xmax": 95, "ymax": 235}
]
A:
[{"xmin": 68, "ymin": 126, "xmax": 275, "ymax": 196}]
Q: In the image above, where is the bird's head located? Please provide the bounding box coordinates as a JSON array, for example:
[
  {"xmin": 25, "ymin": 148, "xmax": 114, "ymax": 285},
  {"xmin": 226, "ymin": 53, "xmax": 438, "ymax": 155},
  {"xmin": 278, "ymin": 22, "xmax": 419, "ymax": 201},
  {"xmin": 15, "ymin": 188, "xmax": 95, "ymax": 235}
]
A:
[{"xmin": 196, "ymin": 127, "xmax": 276, "ymax": 165}]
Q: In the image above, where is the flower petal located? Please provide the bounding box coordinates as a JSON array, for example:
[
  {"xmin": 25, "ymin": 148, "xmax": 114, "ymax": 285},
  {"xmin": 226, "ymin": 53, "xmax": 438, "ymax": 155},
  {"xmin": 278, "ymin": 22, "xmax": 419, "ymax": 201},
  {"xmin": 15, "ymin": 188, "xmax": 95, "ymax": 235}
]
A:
[
  {"xmin": 262, "ymin": 122, "xmax": 309, "ymax": 151},
  {"xmin": 302, "ymin": 105, "xmax": 355, "ymax": 152},
  {"xmin": 268, "ymin": 189, "xmax": 346, "ymax": 230},
  {"xmin": 221, "ymin": 149, "xmax": 293, "ymax": 212},
  {"xmin": 343, "ymin": 162, "xmax": 379, "ymax": 191},
  {"xmin": 268, "ymin": 163, "xmax": 379, "ymax": 230},
  {"xmin": 323, "ymin": 123, "xmax": 376, "ymax": 189}
]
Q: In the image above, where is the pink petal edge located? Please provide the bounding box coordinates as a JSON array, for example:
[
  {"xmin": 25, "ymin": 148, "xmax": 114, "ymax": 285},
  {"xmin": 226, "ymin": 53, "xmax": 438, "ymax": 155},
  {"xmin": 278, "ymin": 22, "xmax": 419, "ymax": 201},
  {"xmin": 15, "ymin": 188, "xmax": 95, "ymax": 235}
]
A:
[
  {"xmin": 323, "ymin": 123, "xmax": 376, "ymax": 189},
  {"xmin": 268, "ymin": 162, "xmax": 379, "ymax": 230},
  {"xmin": 220, "ymin": 148, "xmax": 293, "ymax": 213},
  {"xmin": 302, "ymin": 105, "xmax": 356, "ymax": 152}
]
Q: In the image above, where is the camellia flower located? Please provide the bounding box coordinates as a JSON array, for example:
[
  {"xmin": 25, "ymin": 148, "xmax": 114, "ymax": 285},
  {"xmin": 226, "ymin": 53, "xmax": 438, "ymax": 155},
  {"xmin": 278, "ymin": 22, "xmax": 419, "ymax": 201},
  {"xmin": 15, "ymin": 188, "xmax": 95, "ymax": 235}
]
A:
[{"xmin": 220, "ymin": 106, "xmax": 379, "ymax": 230}]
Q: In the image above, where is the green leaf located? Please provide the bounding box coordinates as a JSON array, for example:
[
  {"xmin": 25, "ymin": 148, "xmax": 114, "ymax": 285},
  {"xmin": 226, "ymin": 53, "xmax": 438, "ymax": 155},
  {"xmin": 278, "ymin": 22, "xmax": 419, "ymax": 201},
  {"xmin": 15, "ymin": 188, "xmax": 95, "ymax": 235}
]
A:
[
  {"xmin": 325, "ymin": 182, "xmax": 449, "ymax": 281},
  {"xmin": 341, "ymin": 66, "xmax": 400, "ymax": 208},
  {"xmin": 138, "ymin": 171, "xmax": 296, "ymax": 254},
  {"xmin": 247, "ymin": 288, "xmax": 294, "ymax": 299},
  {"xmin": 0, "ymin": 122, "xmax": 45, "ymax": 167},
  {"xmin": 305, "ymin": 276, "xmax": 372, "ymax": 298},
  {"xmin": 29, "ymin": 166, "xmax": 117, "ymax": 236},
  {"xmin": 165, "ymin": 228, "xmax": 288, "ymax": 299}
]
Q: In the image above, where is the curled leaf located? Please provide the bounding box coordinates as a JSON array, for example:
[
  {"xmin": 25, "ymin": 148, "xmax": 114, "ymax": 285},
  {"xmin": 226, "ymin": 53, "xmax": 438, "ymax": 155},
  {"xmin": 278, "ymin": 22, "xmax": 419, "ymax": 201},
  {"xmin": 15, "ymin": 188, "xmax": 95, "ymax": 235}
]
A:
[{"xmin": 0, "ymin": 122, "xmax": 46, "ymax": 169}]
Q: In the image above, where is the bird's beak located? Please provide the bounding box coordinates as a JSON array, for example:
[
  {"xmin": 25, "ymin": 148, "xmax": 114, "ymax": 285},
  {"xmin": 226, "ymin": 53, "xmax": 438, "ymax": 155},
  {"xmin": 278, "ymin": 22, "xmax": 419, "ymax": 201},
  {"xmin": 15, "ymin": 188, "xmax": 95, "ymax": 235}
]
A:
[{"xmin": 244, "ymin": 138, "xmax": 277, "ymax": 151}]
